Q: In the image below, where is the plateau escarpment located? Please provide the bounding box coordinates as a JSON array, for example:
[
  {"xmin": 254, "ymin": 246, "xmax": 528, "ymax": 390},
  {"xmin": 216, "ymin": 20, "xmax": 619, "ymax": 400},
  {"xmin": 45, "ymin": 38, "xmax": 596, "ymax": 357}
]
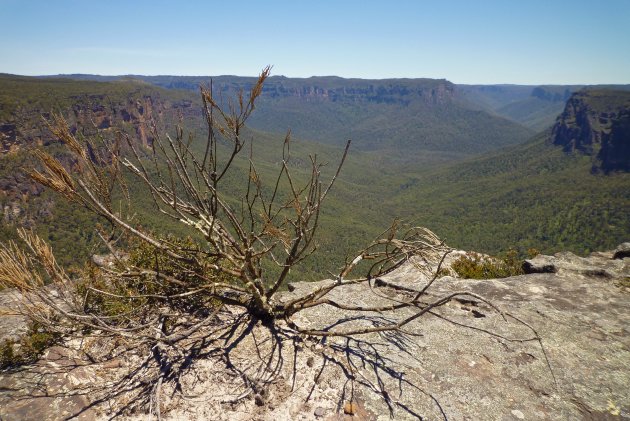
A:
[
  {"xmin": 244, "ymin": 77, "xmax": 533, "ymax": 155},
  {"xmin": 227, "ymin": 77, "xmax": 456, "ymax": 106},
  {"xmin": 52, "ymin": 74, "xmax": 535, "ymax": 157},
  {"xmin": 552, "ymin": 89, "xmax": 630, "ymax": 173},
  {"xmin": 70, "ymin": 74, "xmax": 457, "ymax": 105}
]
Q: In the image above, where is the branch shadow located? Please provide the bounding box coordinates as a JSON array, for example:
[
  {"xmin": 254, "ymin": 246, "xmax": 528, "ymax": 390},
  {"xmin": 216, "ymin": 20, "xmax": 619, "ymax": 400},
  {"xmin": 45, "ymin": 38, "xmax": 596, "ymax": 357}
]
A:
[
  {"xmin": 311, "ymin": 314, "xmax": 448, "ymax": 420},
  {"xmin": 1, "ymin": 309, "xmax": 448, "ymax": 420}
]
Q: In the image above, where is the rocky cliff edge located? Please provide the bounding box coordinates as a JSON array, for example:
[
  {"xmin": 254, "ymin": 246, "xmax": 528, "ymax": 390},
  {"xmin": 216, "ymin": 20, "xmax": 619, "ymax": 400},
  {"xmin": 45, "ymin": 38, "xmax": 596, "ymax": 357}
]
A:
[{"xmin": 0, "ymin": 245, "xmax": 628, "ymax": 420}]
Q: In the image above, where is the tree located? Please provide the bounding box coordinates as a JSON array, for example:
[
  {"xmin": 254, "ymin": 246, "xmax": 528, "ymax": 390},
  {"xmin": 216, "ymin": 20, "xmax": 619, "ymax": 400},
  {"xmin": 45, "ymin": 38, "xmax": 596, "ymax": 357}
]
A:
[{"xmin": 0, "ymin": 67, "xmax": 547, "ymax": 418}]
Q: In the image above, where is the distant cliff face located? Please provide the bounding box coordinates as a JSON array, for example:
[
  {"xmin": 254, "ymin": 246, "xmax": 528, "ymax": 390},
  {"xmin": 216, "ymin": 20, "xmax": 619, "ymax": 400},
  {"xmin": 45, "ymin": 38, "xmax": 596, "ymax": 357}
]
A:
[
  {"xmin": 68, "ymin": 95, "xmax": 199, "ymax": 149},
  {"xmin": 266, "ymin": 80, "xmax": 456, "ymax": 106},
  {"xmin": 551, "ymin": 90, "xmax": 630, "ymax": 173},
  {"xmin": 138, "ymin": 75, "xmax": 457, "ymax": 107},
  {"xmin": 36, "ymin": 75, "xmax": 536, "ymax": 156},
  {"xmin": 1, "ymin": 94, "xmax": 198, "ymax": 154},
  {"xmin": 0, "ymin": 81, "xmax": 199, "ymax": 232},
  {"xmin": 211, "ymin": 77, "xmax": 457, "ymax": 106}
]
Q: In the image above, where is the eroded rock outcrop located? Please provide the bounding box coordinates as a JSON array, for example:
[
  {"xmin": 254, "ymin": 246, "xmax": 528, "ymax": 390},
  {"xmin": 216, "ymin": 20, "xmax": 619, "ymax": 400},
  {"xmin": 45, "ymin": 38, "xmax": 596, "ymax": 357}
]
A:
[
  {"xmin": 0, "ymin": 88, "xmax": 199, "ymax": 232},
  {"xmin": 551, "ymin": 89, "xmax": 630, "ymax": 173},
  {"xmin": 1, "ymin": 94, "xmax": 197, "ymax": 155},
  {"xmin": 0, "ymin": 245, "xmax": 628, "ymax": 420}
]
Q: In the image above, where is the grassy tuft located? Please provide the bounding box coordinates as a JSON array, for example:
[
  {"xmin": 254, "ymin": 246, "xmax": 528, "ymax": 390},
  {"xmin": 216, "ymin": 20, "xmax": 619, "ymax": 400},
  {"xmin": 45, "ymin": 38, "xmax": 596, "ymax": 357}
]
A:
[{"xmin": 451, "ymin": 249, "xmax": 533, "ymax": 279}]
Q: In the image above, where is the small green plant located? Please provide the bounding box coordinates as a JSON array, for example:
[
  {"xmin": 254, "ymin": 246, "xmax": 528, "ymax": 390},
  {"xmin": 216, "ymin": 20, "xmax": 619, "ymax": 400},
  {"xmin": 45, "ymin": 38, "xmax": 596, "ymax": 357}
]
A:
[
  {"xmin": 76, "ymin": 235, "xmax": 228, "ymax": 323},
  {"xmin": 615, "ymin": 277, "xmax": 630, "ymax": 290},
  {"xmin": 0, "ymin": 321, "xmax": 60, "ymax": 369},
  {"xmin": 451, "ymin": 249, "xmax": 525, "ymax": 279},
  {"xmin": 0, "ymin": 339, "xmax": 18, "ymax": 367}
]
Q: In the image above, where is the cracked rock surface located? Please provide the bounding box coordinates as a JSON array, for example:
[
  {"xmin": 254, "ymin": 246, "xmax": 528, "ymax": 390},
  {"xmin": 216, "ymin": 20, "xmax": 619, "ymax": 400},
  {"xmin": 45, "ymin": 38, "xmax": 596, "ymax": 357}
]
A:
[{"xmin": 0, "ymin": 246, "xmax": 628, "ymax": 420}]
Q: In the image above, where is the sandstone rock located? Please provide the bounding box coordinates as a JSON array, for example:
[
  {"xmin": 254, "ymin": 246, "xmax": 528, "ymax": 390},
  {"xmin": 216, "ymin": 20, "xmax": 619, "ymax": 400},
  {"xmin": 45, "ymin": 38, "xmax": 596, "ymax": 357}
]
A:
[
  {"xmin": 91, "ymin": 252, "xmax": 128, "ymax": 267},
  {"xmin": 254, "ymin": 393, "xmax": 264, "ymax": 406},
  {"xmin": 278, "ymin": 248, "xmax": 630, "ymax": 420},
  {"xmin": 0, "ymin": 290, "xmax": 29, "ymax": 343},
  {"xmin": 1, "ymin": 245, "xmax": 629, "ymax": 420},
  {"xmin": 551, "ymin": 90, "xmax": 630, "ymax": 173},
  {"xmin": 523, "ymin": 255, "xmax": 557, "ymax": 273},
  {"xmin": 613, "ymin": 242, "xmax": 630, "ymax": 259},
  {"xmin": 313, "ymin": 406, "xmax": 326, "ymax": 417},
  {"xmin": 511, "ymin": 409, "xmax": 525, "ymax": 419},
  {"xmin": 524, "ymin": 249, "xmax": 627, "ymax": 279}
]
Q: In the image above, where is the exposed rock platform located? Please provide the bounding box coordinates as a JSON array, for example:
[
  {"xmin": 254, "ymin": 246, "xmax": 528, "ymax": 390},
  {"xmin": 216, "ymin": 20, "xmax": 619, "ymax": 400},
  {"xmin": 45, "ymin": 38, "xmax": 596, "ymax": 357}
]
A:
[{"xmin": 0, "ymin": 247, "xmax": 628, "ymax": 420}]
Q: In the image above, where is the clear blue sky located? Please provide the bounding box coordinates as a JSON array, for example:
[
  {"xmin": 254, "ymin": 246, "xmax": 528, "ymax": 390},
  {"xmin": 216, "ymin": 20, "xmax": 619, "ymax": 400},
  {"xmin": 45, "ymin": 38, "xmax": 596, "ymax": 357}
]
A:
[{"xmin": 1, "ymin": 0, "xmax": 629, "ymax": 84}]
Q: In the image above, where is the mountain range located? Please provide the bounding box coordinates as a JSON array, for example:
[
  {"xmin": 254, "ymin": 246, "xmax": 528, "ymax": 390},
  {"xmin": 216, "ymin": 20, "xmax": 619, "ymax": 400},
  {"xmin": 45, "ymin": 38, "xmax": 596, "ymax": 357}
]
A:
[{"xmin": 0, "ymin": 73, "xmax": 628, "ymax": 278}]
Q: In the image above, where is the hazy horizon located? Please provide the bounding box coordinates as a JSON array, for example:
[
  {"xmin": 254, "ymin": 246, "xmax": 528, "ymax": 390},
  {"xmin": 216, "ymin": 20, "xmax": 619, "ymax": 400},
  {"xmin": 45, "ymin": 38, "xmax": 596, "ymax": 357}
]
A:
[{"xmin": 6, "ymin": 72, "xmax": 630, "ymax": 88}]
